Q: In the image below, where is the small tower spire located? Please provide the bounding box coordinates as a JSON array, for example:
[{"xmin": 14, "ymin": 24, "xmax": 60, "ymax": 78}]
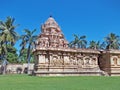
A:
[
  {"xmin": 50, "ymin": 14, "xmax": 52, "ymax": 18},
  {"xmin": 49, "ymin": 12, "xmax": 53, "ymax": 18},
  {"xmin": 50, "ymin": 15, "xmax": 52, "ymax": 17}
]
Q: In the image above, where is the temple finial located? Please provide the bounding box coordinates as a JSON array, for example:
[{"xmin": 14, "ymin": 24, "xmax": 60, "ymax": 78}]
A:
[{"xmin": 50, "ymin": 15, "xmax": 52, "ymax": 17}]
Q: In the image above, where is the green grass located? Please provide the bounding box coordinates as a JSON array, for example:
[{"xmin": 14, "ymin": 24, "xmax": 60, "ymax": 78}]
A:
[{"xmin": 0, "ymin": 75, "xmax": 120, "ymax": 90}]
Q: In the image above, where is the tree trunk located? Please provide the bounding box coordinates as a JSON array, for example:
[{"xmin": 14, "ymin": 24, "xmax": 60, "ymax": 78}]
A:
[
  {"xmin": 27, "ymin": 54, "xmax": 31, "ymax": 75},
  {"xmin": 2, "ymin": 41, "xmax": 8, "ymax": 75},
  {"xmin": 2, "ymin": 58, "xmax": 7, "ymax": 75},
  {"xmin": 27, "ymin": 45, "xmax": 31, "ymax": 75},
  {"xmin": 2, "ymin": 65, "xmax": 6, "ymax": 75}
]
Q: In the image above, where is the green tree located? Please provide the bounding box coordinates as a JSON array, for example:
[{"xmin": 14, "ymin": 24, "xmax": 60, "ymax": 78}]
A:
[
  {"xmin": 0, "ymin": 42, "xmax": 7, "ymax": 64},
  {"xmin": 104, "ymin": 33, "xmax": 120, "ymax": 49},
  {"xmin": 88, "ymin": 41, "xmax": 100, "ymax": 49},
  {"xmin": 19, "ymin": 48, "xmax": 27, "ymax": 63},
  {"xmin": 69, "ymin": 34, "xmax": 87, "ymax": 48},
  {"xmin": 19, "ymin": 48, "xmax": 34, "ymax": 63},
  {"xmin": 99, "ymin": 42, "xmax": 106, "ymax": 50},
  {"xmin": 7, "ymin": 45, "xmax": 18, "ymax": 63},
  {"xmin": 20, "ymin": 29, "xmax": 37, "ymax": 74},
  {"xmin": 0, "ymin": 17, "xmax": 19, "ymax": 74}
]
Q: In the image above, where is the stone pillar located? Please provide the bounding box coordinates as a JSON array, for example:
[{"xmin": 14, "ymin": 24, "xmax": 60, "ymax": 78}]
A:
[{"xmin": 49, "ymin": 53, "xmax": 53, "ymax": 66}]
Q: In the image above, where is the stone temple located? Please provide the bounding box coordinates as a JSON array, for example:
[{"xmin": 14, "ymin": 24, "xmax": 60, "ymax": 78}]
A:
[{"xmin": 33, "ymin": 16, "xmax": 120, "ymax": 76}]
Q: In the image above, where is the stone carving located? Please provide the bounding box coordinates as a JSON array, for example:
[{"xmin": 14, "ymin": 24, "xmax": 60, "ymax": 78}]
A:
[
  {"xmin": 113, "ymin": 57, "xmax": 118, "ymax": 65},
  {"xmin": 111, "ymin": 56, "xmax": 118, "ymax": 66},
  {"xmin": 35, "ymin": 17, "xmax": 68, "ymax": 49},
  {"xmin": 91, "ymin": 57, "xmax": 97, "ymax": 65},
  {"xmin": 69, "ymin": 56, "xmax": 77, "ymax": 65},
  {"xmin": 64, "ymin": 56, "xmax": 70, "ymax": 65},
  {"xmin": 50, "ymin": 56, "xmax": 63, "ymax": 66},
  {"xmin": 33, "ymin": 16, "xmax": 102, "ymax": 76},
  {"xmin": 77, "ymin": 57, "xmax": 84, "ymax": 66},
  {"xmin": 82, "ymin": 56, "xmax": 98, "ymax": 67},
  {"xmin": 44, "ymin": 39, "xmax": 49, "ymax": 48},
  {"xmin": 84, "ymin": 57, "xmax": 90, "ymax": 66}
]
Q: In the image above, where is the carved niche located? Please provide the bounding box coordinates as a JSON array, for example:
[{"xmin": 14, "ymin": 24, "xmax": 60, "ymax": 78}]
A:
[
  {"xmin": 83, "ymin": 56, "xmax": 91, "ymax": 66},
  {"xmin": 82, "ymin": 55, "xmax": 96, "ymax": 67},
  {"xmin": 77, "ymin": 57, "xmax": 84, "ymax": 66},
  {"xmin": 50, "ymin": 55, "xmax": 63, "ymax": 66},
  {"xmin": 64, "ymin": 56, "xmax": 70, "ymax": 65},
  {"xmin": 91, "ymin": 57, "xmax": 97, "ymax": 65},
  {"xmin": 111, "ymin": 56, "xmax": 120, "ymax": 66},
  {"xmin": 69, "ymin": 56, "xmax": 77, "ymax": 65}
]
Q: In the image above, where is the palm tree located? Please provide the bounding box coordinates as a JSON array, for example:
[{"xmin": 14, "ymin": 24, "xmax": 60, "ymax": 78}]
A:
[
  {"xmin": 69, "ymin": 34, "xmax": 87, "ymax": 48},
  {"xmin": 0, "ymin": 17, "xmax": 19, "ymax": 74},
  {"xmin": 20, "ymin": 29, "xmax": 37, "ymax": 74},
  {"xmin": 0, "ymin": 17, "xmax": 19, "ymax": 45},
  {"xmin": 104, "ymin": 33, "xmax": 120, "ymax": 49},
  {"xmin": 89, "ymin": 41, "xmax": 100, "ymax": 49},
  {"xmin": 0, "ymin": 39, "xmax": 7, "ymax": 64},
  {"xmin": 78, "ymin": 35, "xmax": 87, "ymax": 48},
  {"xmin": 99, "ymin": 42, "xmax": 106, "ymax": 50},
  {"xmin": 69, "ymin": 34, "xmax": 79, "ymax": 48}
]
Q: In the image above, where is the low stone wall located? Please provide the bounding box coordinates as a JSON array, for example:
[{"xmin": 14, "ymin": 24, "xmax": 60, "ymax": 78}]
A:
[{"xmin": 0, "ymin": 63, "xmax": 34, "ymax": 74}]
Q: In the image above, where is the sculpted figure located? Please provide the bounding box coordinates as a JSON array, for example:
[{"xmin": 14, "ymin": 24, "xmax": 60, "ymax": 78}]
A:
[
  {"xmin": 51, "ymin": 56, "xmax": 63, "ymax": 66},
  {"xmin": 78, "ymin": 58, "xmax": 84, "ymax": 66},
  {"xmin": 69, "ymin": 57, "xmax": 75, "ymax": 65},
  {"xmin": 91, "ymin": 58, "xmax": 97, "ymax": 65},
  {"xmin": 50, "ymin": 56, "xmax": 56, "ymax": 66},
  {"xmin": 38, "ymin": 41, "xmax": 42, "ymax": 47},
  {"xmin": 59, "ymin": 40, "xmax": 63, "ymax": 48},
  {"xmin": 73, "ymin": 60, "xmax": 77, "ymax": 65},
  {"xmin": 42, "ymin": 40, "xmax": 45, "ymax": 47},
  {"xmin": 84, "ymin": 58, "xmax": 90, "ymax": 66},
  {"xmin": 45, "ymin": 39, "xmax": 49, "ymax": 47}
]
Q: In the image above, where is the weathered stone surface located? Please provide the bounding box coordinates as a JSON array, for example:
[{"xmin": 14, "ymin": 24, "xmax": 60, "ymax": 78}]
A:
[
  {"xmin": 33, "ymin": 16, "xmax": 103, "ymax": 76},
  {"xmin": 33, "ymin": 16, "xmax": 120, "ymax": 76},
  {"xmin": 99, "ymin": 50, "xmax": 120, "ymax": 76},
  {"xmin": 0, "ymin": 63, "xmax": 34, "ymax": 74}
]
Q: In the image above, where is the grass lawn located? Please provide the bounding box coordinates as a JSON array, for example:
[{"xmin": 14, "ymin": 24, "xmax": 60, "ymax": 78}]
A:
[{"xmin": 0, "ymin": 75, "xmax": 120, "ymax": 90}]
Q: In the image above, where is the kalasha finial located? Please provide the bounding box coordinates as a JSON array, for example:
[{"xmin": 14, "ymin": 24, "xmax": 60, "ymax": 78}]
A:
[{"xmin": 50, "ymin": 15, "xmax": 52, "ymax": 17}]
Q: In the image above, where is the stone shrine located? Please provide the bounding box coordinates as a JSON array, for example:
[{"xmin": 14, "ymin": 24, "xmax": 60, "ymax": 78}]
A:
[
  {"xmin": 33, "ymin": 16, "xmax": 120, "ymax": 76},
  {"xmin": 99, "ymin": 50, "xmax": 120, "ymax": 76}
]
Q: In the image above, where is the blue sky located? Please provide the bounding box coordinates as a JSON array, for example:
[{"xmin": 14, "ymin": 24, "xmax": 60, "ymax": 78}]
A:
[{"xmin": 0, "ymin": 0, "xmax": 120, "ymax": 50}]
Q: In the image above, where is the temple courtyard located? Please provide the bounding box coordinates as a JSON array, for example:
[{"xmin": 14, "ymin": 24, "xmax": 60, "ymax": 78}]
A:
[{"xmin": 0, "ymin": 74, "xmax": 120, "ymax": 90}]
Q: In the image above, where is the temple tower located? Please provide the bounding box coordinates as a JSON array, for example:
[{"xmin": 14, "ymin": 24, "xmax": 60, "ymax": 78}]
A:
[
  {"xmin": 33, "ymin": 16, "xmax": 102, "ymax": 76},
  {"xmin": 36, "ymin": 16, "xmax": 68, "ymax": 49}
]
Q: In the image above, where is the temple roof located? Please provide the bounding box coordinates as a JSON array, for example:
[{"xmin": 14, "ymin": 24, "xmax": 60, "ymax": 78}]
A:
[{"xmin": 44, "ymin": 16, "xmax": 59, "ymax": 28}]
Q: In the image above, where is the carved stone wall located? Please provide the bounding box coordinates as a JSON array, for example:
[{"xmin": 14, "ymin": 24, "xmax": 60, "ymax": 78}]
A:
[
  {"xmin": 33, "ymin": 50, "xmax": 101, "ymax": 76},
  {"xmin": 99, "ymin": 50, "xmax": 120, "ymax": 76},
  {"xmin": 33, "ymin": 16, "xmax": 120, "ymax": 76}
]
